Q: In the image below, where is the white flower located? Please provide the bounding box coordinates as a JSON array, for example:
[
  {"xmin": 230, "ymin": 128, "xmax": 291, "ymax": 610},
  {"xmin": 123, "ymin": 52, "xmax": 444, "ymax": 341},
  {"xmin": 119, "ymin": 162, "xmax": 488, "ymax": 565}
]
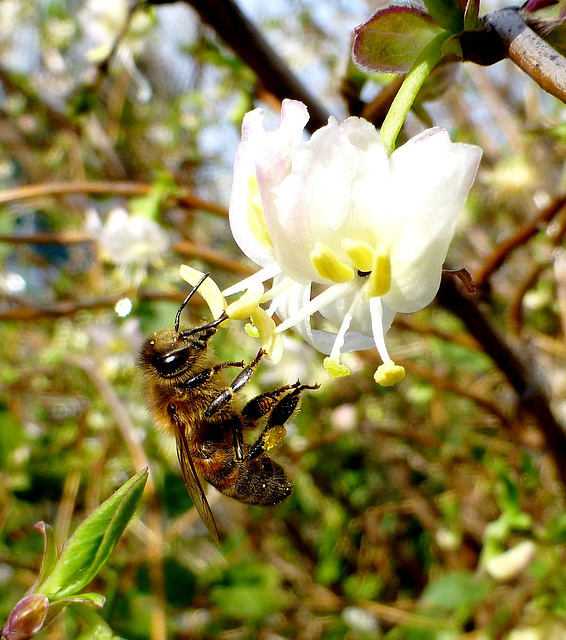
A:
[
  {"xmin": 98, "ymin": 208, "xmax": 170, "ymax": 266},
  {"xmin": 225, "ymin": 99, "xmax": 481, "ymax": 384},
  {"xmin": 484, "ymin": 540, "xmax": 536, "ymax": 582}
]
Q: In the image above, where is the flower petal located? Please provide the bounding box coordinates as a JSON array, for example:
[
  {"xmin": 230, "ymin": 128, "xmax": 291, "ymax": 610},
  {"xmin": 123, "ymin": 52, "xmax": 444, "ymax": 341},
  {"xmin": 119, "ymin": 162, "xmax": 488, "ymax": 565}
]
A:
[
  {"xmin": 260, "ymin": 116, "xmax": 390, "ymax": 284},
  {"xmin": 383, "ymin": 127, "xmax": 481, "ymax": 313},
  {"xmin": 229, "ymin": 100, "xmax": 309, "ymax": 269},
  {"xmin": 229, "ymin": 109, "xmax": 275, "ymax": 268}
]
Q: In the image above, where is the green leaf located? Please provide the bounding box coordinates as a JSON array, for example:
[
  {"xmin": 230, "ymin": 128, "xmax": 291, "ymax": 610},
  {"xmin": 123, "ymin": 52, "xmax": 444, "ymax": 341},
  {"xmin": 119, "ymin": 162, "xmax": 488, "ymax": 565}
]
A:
[
  {"xmin": 210, "ymin": 563, "xmax": 288, "ymax": 621},
  {"xmin": 353, "ymin": 6, "xmax": 444, "ymax": 74},
  {"xmin": 39, "ymin": 469, "xmax": 148, "ymax": 599},
  {"xmin": 70, "ymin": 604, "xmax": 121, "ymax": 640},
  {"xmin": 423, "ymin": 0, "xmax": 464, "ymax": 32},
  {"xmin": 463, "ymin": 0, "xmax": 482, "ymax": 30},
  {"xmin": 422, "ymin": 571, "xmax": 491, "ymax": 612},
  {"xmin": 129, "ymin": 173, "xmax": 176, "ymax": 220},
  {"xmin": 34, "ymin": 522, "xmax": 58, "ymax": 591}
]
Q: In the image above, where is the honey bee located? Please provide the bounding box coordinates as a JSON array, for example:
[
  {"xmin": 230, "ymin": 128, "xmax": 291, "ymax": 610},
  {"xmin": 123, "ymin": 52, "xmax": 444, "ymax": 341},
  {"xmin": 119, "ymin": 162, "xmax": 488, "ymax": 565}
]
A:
[{"xmin": 140, "ymin": 273, "xmax": 318, "ymax": 544}]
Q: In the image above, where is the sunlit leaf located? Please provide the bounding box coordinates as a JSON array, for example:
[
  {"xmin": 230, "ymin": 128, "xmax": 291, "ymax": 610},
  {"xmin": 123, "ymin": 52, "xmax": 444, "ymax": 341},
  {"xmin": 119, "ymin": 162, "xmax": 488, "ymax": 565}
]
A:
[
  {"xmin": 38, "ymin": 469, "xmax": 148, "ymax": 599},
  {"xmin": 353, "ymin": 6, "xmax": 444, "ymax": 74},
  {"xmin": 423, "ymin": 0, "xmax": 464, "ymax": 31}
]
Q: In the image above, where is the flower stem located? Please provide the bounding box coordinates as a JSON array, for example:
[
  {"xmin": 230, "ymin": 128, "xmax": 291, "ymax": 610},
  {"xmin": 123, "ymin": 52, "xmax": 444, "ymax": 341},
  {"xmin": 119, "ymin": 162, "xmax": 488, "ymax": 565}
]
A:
[{"xmin": 380, "ymin": 31, "xmax": 451, "ymax": 156}]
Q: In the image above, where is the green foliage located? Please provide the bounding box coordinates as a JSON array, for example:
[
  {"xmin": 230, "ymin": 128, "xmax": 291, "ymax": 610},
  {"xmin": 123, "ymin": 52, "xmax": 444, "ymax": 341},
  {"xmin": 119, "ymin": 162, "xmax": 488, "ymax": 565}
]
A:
[
  {"xmin": 2, "ymin": 0, "xmax": 566, "ymax": 638},
  {"xmin": 353, "ymin": 7, "xmax": 444, "ymax": 74},
  {"xmin": 210, "ymin": 562, "xmax": 290, "ymax": 621},
  {"xmin": 422, "ymin": 0, "xmax": 464, "ymax": 32},
  {"xmin": 39, "ymin": 469, "xmax": 148, "ymax": 599}
]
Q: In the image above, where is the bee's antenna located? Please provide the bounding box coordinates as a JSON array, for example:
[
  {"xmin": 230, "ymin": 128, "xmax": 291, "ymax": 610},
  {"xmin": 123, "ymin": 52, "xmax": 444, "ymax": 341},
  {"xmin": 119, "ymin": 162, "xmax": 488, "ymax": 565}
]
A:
[
  {"xmin": 181, "ymin": 312, "xmax": 229, "ymax": 337},
  {"xmin": 175, "ymin": 272, "xmax": 211, "ymax": 333}
]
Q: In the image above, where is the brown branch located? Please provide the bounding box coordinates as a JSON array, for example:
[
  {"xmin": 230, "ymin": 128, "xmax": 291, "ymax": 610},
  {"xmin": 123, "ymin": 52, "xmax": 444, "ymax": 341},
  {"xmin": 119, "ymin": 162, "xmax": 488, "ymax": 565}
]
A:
[
  {"xmin": 148, "ymin": 0, "xmax": 332, "ymax": 133},
  {"xmin": 394, "ymin": 357, "xmax": 517, "ymax": 429},
  {"xmin": 0, "ymin": 231, "xmax": 95, "ymax": 244},
  {"xmin": 507, "ymin": 262, "xmax": 547, "ymax": 336},
  {"xmin": 393, "ymin": 315, "xmax": 481, "ymax": 351},
  {"xmin": 0, "ymin": 181, "xmax": 228, "ymax": 217},
  {"xmin": 0, "ymin": 66, "xmax": 79, "ymax": 135},
  {"xmin": 173, "ymin": 240, "xmax": 254, "ymax": 277},
  {"xmin": 0, "ymin": 290, "xmax": 207, "ymax": 321},
  {"xmin": 474, "ymin": 196, "xmax": 566, "ymax": 289},
  {"xmin": 487, "ymin": 8, "xmax": 566, "ymax": 104},
  {"xmin": 437, "ymin": 275, "xmax": 566, "ymax": 488}
]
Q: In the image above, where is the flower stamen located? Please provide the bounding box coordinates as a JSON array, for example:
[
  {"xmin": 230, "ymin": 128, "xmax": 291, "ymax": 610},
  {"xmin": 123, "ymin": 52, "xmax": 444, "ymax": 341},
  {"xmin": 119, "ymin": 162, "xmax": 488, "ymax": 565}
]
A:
[
  {"xmin": 250, "ymin": 307, "xmax": 283, "ymax": 362},
  {"xmin": 226, "ymin": 281, "xmax": 264, "ymax": 319},
  {"xmin": 341, "ymin": 239, "xmax": 375, "ymax": 273},
  {"xmin": 323, "ymin": 285, "xmax": 366, "ymax": 378},
  {"xmin": 179, "ymin": 265, "xmax": 227, "ymax": 319},
  {"xmin": 369, "ymin": 296, "xmax": 405, "ymax": 386},
  {"xmin": 365, "ymin": 245, "xmax": 392, "ymax": 299},
  {"xmin": 247, "ymin": 175, "xmax": 273, "ymax": 249},
  {"xmin": 275, "ymin": 281, "xmax": 357, "ymax": 334},
  {"xmin": 374, "ymin": 361, "xmax": 406, "ymax": 386},
  {"xmin": 309, "ymin": 241, "xmax": 355, "ymax": 283},
  {"xmin": 222, "ymin": 263, "xmax": 281, "ymax": 297}
]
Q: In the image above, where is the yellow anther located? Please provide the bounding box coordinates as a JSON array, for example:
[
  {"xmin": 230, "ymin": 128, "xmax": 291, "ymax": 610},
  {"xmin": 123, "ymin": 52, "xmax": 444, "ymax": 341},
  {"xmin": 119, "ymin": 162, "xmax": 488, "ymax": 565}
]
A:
[
  {"xmin": 323, "ymin": 357, "xmax": 351, "ymax": 377},
  {"xmin": 365, "ymin": 245, "xmax": 391, "ymax": 299},
  {"xmin": 263, "ymin": 425, "xmax": 286, "ymax": 451},
  {"xmin": 341, "ymin": 239, "xmax": 375, "ymax": 273},
  {"xmin": 247, "ymin": 175, "xmax": 273, "ymax": 249},
  {"xmin": 309, "ymin": 242, "xmax": 355, "ymax": 283},
  {"xmin": 244, "ymin": 322, "xmax": 259, "ymax": 338},
  {"xmin": 374, "ymin": 361, "xmax": 405, "ymax": 386},
  {"xmin": 226, "ymin": 281, "xmax": 264, "ymax": 319},
  {"xmin": 179, "ymin": 265, "xmax": 227, "ymax": 319},
  {"xmin": 250, "ymin": 307, "xmax": 283, "ymax": 363}
]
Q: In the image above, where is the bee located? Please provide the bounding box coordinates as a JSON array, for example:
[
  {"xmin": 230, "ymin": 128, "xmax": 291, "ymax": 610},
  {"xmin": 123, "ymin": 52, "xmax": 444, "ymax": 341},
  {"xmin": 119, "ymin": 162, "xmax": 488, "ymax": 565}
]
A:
[{"xmin": 139, "ymin": 273, "xmax": 318, "ymax": 544}]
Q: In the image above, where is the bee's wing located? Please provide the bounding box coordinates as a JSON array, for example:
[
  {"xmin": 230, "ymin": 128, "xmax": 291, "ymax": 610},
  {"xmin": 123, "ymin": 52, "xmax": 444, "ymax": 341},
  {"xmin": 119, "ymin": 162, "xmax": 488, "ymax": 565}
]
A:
[{"xmin": 174, "ymin": 420, "xmax": 221, "ymax": 545}]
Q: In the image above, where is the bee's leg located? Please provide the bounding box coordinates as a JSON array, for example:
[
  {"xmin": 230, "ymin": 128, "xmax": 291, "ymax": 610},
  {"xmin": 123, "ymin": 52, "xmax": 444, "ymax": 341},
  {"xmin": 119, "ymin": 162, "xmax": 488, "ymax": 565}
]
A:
[
  {"xmin": 245, "ymin": 383, "xmax": 320, "ymax": 461},
  {"xmin": 205, "ymin": 349, "xmax": 266, "ymax": 419},
  {"xmin": 241, "ymin": 382, "xmax": 301, "ymax": 421},
  {"xmin": 183, "ymin": 360, "xmax": 245, "ymax": 389},
  {"xmin": 228, "ymin": 383, "xmax": 296, "ymax": 462}
]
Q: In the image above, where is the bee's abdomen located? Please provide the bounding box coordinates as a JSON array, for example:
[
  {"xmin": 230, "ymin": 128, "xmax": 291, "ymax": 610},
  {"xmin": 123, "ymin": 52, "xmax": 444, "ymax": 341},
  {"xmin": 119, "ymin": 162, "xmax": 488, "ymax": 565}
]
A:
[{"xmin": 210, "ymin": 455, "xmax": 292, "ymax": 506}]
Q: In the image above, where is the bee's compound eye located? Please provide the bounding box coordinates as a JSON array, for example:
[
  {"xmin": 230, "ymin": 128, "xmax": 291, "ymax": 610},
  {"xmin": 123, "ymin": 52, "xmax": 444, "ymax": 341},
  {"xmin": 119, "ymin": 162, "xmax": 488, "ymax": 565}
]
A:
[{"xmin": 152, "ymin": 347, "xmax": 190, "ymax": 377}]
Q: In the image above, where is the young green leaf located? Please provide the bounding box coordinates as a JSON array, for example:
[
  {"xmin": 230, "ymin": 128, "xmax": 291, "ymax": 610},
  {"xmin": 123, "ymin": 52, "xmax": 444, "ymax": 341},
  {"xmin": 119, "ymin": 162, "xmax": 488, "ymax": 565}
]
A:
[
  {"xmin": 33, "ymin": 522, "xmax": 58, "ymax": 592},
  {"xmin": 38, "ymin": 468, "xmax": 148, "ymax": 599},
  {"xmin": 423, "ymin": 0, "xmax": 465, "ymax": 32},
  {"xmin": 353, "ymin": 6, "xmax": 444, "ymax": 74}
]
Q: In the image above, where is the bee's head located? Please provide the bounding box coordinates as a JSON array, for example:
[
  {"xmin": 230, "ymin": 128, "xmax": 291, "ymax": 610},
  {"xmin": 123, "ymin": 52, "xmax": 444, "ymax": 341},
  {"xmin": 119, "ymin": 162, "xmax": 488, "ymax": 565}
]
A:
[{"xmin": 140, "ymin": 273, "xmax": 229, "ymax": 382}]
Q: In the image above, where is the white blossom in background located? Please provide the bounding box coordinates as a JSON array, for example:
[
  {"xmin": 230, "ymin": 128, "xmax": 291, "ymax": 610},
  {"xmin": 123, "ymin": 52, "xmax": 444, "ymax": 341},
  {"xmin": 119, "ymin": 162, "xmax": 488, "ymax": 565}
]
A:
[
  {"xmin": 88, "ymin": 207, "xmax": 170, "ymax": 286},
  {"xmin": 78, "ymin": 0, "xmax": 153, "ymax": 102},
  {"xmin": 183, "ymin": 99, "xmax": 481, "ymax": 385},
  {"xmin": 483, "ymin": 540, "xmax": 537, "ymax": 582}
]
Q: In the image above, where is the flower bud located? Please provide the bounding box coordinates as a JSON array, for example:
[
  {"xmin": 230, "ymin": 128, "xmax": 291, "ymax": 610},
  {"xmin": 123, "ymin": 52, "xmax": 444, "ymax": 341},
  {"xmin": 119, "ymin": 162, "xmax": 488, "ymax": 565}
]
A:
[
  {"xmin": 484, "ymin": 541, "xmax": 536, "ymax": 582},
  {"xmin": 1, "ymin": 595, "xmax": 49, "ymax": 640}
]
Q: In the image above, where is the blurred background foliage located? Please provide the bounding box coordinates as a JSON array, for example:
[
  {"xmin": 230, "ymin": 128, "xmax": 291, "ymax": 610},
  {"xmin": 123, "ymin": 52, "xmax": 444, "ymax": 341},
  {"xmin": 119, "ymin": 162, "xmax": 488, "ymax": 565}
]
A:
[{"xmin": 1, "ymin": 0, "xmax": 566, "ymax": 638}]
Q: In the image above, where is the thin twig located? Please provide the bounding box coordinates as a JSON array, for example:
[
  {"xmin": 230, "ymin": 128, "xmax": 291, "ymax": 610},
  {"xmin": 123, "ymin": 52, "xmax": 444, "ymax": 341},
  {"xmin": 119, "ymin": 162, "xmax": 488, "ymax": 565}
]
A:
[
  {"xmin": 474, "ymin": 196, "xmax": 566, "ymax": 289},
  {"xmin": 437, "ymin": 276, "xmax": 566, "ymax": 487},
  {"xmin": 393, "ymin": 357, "xmax": 516, "ymax": 428},
  {"xmin": 173, "ymin": 240, "xmax": 254, "ymax": 276},
  {"xmin": 0, "ymin": 290, "xmax": 210, "ymax": 321},
  {"xmin": 0, "ymin": 181, "xmax": 228, "ymax": 217},
  {"xmin": 0, "ymin": 231, "xmax": 95, "ymax": 244}
]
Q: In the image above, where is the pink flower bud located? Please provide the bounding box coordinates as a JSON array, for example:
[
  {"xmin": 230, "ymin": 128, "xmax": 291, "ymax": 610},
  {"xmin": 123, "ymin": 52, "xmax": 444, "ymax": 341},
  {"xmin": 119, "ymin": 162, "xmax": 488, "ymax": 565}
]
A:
[{"xmin": 1, "ymin": 595, "xmax": 49, "ymax": 640}]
